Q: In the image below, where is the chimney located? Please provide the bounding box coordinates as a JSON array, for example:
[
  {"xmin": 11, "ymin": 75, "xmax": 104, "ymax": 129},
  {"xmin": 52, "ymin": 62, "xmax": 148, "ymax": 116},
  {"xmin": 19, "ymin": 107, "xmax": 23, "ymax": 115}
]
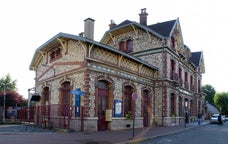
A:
[
  {"xmin": 84, "ymin": 18, "xmax": 95, "ymax": 40},
  {"xmin": 109, "ymin": 20, "xmax": 117, "ymax": 30},
  {"xmin": 139, "ymin": 8, "xmax": 148, "ymax": 26}
]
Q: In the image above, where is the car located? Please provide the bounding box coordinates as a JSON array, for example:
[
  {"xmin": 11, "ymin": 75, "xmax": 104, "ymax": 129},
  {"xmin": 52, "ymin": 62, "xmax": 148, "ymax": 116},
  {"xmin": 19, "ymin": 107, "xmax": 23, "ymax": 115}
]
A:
[{"xmin": 210, "ymin": 114, "xmax": 225, "ymax": 124}]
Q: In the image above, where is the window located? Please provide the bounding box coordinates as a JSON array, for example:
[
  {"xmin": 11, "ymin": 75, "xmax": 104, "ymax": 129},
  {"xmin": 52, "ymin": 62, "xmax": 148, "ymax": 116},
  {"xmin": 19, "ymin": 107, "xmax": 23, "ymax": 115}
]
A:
[
  {"xmin": 170, "ymin": 94, "xmax": 176, "ymax": 116},
  {"xmin": 43, "ymin": 87, "xmax": 49, "ymax": 102},
  {"xmin": 59, "ymin": 81, "xmax": 71, "ymax": 116},
  {"xmin": 119, "ymin": 39, "xmax": 133, "ymax": 53},
  {"xmin": 50, "ymin": 47, "xmax": 62, "ymax": 62},
  {"xmin": 171, "ymin": 36, "xmax": 176, "ymax": 50},
  {"xmin": 179, "ymin": 67, "xmax": 182, "ymax": 86},
  {"xmin": 124, "ymin": 86, "xmax": 134, "ymax": 116},
  {"xmin": 126, "ymin": 39, "xmax": 133, "ymax": 52},
  {"xmin": 119, "ymin": 41, "xmax": 125, "ymax": 52},
  {"xmin": 184, "ymin": 72, "xmax": 188, "ymax": 89}
]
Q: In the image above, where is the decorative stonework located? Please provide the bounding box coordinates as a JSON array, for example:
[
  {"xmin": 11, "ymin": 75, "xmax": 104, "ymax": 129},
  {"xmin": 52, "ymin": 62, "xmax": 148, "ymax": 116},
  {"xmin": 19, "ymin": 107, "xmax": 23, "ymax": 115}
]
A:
[
  {"xmin": 68, "ymin": 40, "xmax": 86, "ymax": 62},
  {"xmin": 88, "ymin": 71, "xmax": 98, "ymax": 117},
  {"xmin": 120, "ymin": 57, "xmax": 138, "ymax": 72},
  {"xmin": 91, "ymin": 47, "xmax": 118, "ymax": 65},
  {"xmin": 112, "ymin": 77, "xmax": 123, "ymax": 100}
]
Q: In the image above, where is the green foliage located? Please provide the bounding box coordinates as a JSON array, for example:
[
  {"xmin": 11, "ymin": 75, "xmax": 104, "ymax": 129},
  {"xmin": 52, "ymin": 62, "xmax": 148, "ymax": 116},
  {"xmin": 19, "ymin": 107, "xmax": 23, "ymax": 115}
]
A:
[
  {"xmin": 214, "ymin": 92, "xmax": 228, "ymax": 115},
  {"xmin": 0, "ymin": 74, "xmax": 26, "ymax": 106},
  {"xmin": 202, "ymin": 84, "xmax": 216, "ymax": 104},
  {"xmin": 0, "ymin": 73, "xmax": 17, "ymax": 91}
]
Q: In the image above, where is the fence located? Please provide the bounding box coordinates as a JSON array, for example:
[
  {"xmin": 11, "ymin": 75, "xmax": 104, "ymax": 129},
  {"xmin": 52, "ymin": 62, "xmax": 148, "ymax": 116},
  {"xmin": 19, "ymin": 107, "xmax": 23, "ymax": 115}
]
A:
[{"xmin": 19, "ymin": 104, "xmax": 75, "ymax": 130}]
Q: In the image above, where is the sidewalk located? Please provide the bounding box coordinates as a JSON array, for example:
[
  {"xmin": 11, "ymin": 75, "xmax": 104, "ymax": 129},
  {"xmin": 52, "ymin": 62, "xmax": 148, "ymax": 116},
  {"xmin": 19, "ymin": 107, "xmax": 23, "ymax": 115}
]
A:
[
  {"xmin": 0, "ymin": 121, "xmax": 210, "ymax": 144},
  {"xmin": 75, "ymin": 120, "xmax": 209, "ymax": 144}
]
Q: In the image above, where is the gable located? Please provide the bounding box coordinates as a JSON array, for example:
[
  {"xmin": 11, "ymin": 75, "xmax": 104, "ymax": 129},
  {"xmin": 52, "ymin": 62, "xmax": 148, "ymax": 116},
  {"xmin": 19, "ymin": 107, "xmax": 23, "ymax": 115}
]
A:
[{"xmin": 148, "ymin": 19, "xmax": 176, "ymax": 37}]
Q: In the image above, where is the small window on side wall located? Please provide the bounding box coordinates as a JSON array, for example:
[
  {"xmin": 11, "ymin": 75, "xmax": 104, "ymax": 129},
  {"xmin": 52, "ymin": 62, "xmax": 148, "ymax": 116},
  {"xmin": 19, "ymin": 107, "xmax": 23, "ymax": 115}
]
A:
[
  {"xmin": 126, "ymin": 39, "xmax": 133, "ymax": 53},
  {"xmin": 119, "ymin": 39, "xmax": 133, "ymax": 53}
]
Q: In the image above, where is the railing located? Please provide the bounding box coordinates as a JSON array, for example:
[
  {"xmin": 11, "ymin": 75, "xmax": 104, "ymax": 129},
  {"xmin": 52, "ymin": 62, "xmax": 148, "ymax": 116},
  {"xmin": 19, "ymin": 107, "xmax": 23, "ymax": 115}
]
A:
[{"xmin": 19, "ymin": 104, "xmax": 73, "ymax": 129}]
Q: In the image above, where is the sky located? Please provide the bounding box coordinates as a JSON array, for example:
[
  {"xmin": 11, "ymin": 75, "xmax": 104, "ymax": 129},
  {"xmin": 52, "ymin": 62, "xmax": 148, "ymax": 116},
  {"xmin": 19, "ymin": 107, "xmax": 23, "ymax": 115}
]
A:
[{"xmin": 0, "ymin": 0, "xmax": 227, "ymax": 98}]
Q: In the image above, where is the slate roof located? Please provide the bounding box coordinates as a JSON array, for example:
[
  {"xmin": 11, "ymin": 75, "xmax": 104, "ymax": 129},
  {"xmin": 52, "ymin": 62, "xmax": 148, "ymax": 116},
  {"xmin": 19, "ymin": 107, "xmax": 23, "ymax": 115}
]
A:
[
  {"xmin": 148, "ymin": 20, "xmax": 176, "ymax": 37},
  {"xmin": 190, "ymin": 51, "xmax": 202, "ymax": 67},
  {"xmin": 110, "ymin": 19, "xmax": 177, "ymax": 38},
  {"xmin": 30, "ymin": 32, "xmax": 158, "ymax": 71}
]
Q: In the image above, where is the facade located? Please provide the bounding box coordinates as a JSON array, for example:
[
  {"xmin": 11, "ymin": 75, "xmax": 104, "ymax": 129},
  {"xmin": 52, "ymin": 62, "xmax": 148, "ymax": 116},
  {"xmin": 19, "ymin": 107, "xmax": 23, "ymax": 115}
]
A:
[{"xmin": 29, "ymin": 9, "xmax": 205, "ymax": 131}]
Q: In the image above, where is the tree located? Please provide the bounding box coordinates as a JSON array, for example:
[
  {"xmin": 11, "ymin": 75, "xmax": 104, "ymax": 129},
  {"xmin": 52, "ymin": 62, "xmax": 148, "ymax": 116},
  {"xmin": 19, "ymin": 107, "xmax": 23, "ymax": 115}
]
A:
[
  {"xmin": 0, "ymin": 74, "xmax": 26, "ymax": 107},
  {"xmin": 214, "ymin": 92, "xmax": 228, "ymax": 115},
  {"xmin": 202, "ymin": 84, "xmax": 216, "ymax": 104}
]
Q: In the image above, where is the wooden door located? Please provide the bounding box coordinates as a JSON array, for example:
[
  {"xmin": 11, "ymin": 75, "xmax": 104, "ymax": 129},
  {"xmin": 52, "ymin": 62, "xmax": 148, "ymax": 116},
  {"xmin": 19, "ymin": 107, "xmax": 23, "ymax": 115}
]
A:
[
  {"xmin": 143, "ymin": 90, "xmax": 149, "ymax": 127},
  {"xmin": 97, "ymin": 81, "xmax": 108, "ymax": 131}
]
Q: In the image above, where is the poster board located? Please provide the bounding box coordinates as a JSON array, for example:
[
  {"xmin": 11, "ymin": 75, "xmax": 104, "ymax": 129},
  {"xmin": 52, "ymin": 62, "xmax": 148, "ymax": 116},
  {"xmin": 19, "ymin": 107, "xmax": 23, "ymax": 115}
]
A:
[{"xmin": 114, "ymin": 100, "xmax": 122, "ymax": 117}]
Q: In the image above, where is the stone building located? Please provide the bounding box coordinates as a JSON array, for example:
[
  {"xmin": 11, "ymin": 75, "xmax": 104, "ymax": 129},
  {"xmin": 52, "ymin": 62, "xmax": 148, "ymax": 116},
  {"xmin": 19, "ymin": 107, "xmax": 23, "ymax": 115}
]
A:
[{"xmin": 29, "ymin": 9, "xmax": 205, "ymax": 131}]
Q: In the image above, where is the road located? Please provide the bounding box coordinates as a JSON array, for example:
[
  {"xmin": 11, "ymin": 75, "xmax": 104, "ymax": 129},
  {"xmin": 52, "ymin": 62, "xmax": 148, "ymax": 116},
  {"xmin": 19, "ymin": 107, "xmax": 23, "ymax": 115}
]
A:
[{"xmin": 142, "ymin": 122, "xmax": 228, "ymax": 144}]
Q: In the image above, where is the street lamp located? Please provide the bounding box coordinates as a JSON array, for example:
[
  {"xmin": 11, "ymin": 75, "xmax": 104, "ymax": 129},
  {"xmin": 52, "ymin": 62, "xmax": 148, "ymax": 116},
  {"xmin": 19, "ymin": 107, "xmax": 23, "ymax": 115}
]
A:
[{"xmin": 28, "ymin": 87, "xmax": 35, "ymax": 123}]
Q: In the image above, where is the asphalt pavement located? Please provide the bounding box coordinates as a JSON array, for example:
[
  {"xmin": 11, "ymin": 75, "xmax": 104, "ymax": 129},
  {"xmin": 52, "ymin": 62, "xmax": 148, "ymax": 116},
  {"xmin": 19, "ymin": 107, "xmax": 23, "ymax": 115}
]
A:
[{"xmin": 0, "ymin": 121, "xmax": 210, "ymax": 144}]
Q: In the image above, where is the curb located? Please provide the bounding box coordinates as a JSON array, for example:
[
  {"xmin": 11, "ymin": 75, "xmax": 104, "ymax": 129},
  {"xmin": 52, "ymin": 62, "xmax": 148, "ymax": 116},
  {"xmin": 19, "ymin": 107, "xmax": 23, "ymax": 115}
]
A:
[{"xmin": 117, "ymin": 122, "xmax": 210, "ymax": 144}]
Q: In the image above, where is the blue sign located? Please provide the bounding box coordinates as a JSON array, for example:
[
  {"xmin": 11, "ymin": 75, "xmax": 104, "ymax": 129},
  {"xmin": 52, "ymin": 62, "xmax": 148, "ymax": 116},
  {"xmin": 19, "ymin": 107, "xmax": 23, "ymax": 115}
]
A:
[
  {"xmin": 114, "ymin": 100, "xmax": 122, "ymax": 117},
  {"xmin": 71, "ymin": 88, "xmax": 86, "ymax": 117}
]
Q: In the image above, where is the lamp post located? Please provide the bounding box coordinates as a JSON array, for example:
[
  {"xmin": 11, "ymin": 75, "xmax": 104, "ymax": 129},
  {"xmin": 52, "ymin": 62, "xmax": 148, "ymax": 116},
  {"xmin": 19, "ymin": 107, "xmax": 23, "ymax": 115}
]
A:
[{"xmin": 28, "ymin": 87, "xmax": 35, "ymax": 123}]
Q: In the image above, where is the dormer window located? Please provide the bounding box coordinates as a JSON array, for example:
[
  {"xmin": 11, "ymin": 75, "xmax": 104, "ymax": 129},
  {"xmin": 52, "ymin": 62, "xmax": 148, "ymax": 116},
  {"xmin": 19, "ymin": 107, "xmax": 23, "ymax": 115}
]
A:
[
  {"xmin": 126, "ymin": 39, "xmax": 133, "ymax": 52},
  {"xmin": 171, "ymin": 36, "xmax": 176, "ymax": 51},
  {"xmin": 119, "ymin": 39, "xmax": 133, "ymax": 53},
  {"xmin": 119, "ymin": 41, "xmax": 125, "ymax": 52},
  {"xmin": 49, "ymin": 47, "xmax": 62, "ymax": 62}
]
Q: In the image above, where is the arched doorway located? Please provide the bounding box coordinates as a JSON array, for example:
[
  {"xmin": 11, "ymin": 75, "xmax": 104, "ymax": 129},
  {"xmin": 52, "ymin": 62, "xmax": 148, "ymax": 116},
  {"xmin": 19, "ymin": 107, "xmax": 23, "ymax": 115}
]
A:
[
  {"xmin": 59, "ymin": 81, "xmax": 71, "ymax": 116},
  {"xmin": 41, "ymin": 87, "xmax": 50, "ymax": 124},
  {"xmin": 123, "ymin": 85, "xmax": 134, "ymax": 117},
  {"xmin": 143, "ymin": 90, "xmax": 149, "ymax": 127},
  {"xmin": 97, "ymin": 80, "xmax": 109, "ymax": 131}
]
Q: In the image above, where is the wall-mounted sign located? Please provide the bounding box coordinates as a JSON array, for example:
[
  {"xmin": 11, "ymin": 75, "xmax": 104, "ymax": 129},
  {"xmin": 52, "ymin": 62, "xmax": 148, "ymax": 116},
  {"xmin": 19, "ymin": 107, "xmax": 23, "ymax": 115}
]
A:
[
  {"xmin": 114, "ymin": 100, "xmax": 122, "ymax": 117},
  {"xmin": 71, "ymin": 88, "xmax": 86, "ymax": 117}
]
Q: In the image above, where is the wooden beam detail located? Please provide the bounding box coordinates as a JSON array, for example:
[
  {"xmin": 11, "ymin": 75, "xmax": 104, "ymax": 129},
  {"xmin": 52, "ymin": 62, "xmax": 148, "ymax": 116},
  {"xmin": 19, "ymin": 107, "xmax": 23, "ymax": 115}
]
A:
[
  {"xmin": 118, "ymin": 55, "xmax": 124, "ymax": 67},
  {"xmin": 131, "ymin": 24, "xmax": 139, "ymax": 38},
  {"xmin": 88, "ymin": 44, "xmax": 94, "ymax": 58},
  {"xmin": 57, "ymin": 38, "xmax": 67, "ymax": 54},
  {"xmin": 146, "ymin": 30, "xmax": 152, "ymax": 42},
  {"xmin": 108, "ymin": 32, "xmax": 116, "ymax": 45},
  {"xmin": 38, "ymin": 50, "xmax": 46, "ymax": 58}
]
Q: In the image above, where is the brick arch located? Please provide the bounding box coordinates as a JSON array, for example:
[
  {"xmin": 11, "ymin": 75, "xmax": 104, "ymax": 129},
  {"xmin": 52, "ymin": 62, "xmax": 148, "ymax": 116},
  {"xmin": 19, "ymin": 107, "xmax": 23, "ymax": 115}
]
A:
[
  {"xmin": 141, "ymin": 86, "xmax": 153, "ymax": 116},
  {"xmin": 41, "ymin": 86, "xmax": 50, "ymax": 106},
  {"xmin": 95, "ymin": 74, "xmax": 114, "ymax": 90},
  {"xmin": 122, "ymin": 82, "xmax": 136, "ymax": 117},
  {"xmin": 122, "ymin": 81, "xmax": 136, "ymax": 90}
]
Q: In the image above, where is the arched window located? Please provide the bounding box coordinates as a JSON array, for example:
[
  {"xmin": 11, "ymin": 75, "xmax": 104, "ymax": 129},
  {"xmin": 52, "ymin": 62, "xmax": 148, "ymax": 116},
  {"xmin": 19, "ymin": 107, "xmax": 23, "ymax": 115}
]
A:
[
  {"xmin": 119, "ymin": 39, "xmax": 133, "ymax": 53},
  {"xmin": 143, "ymin": 90, "xmax": 150, "ymax": 127},
  {"xmin": 41, "ymin": 87, "xmax": 49, "ymax": 115},
  {"xmin": 171, "ymin": 36, "xmax": 176, "ymax": 50},
  {"xmin": 97, "ymin": 80, "xmax": 109, "ymax": 131},
  {"xmin": 126, "ymin": 39, "xmax": 133, "ymax": 52},
  {"xmin": 124, "ymin": 86, "xmax": 134, "ymax": 116},
  {"xmin": 170, "ymin": 93, "xmax": 176, "ymax": 116},
  {"xmin": 59, "ymin": 81, "xmax": 71, "ymax": 116},
  {"xmin": 42, "ymin": 87, "xmax": 49, "ymax": 105},
  {"xmin": 119, "ymin": 41, "xmax": 125, "ymax": 52},
  {"xmin": 179, "ymin": 67, "xmax": 182, "ymax": 86}
]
